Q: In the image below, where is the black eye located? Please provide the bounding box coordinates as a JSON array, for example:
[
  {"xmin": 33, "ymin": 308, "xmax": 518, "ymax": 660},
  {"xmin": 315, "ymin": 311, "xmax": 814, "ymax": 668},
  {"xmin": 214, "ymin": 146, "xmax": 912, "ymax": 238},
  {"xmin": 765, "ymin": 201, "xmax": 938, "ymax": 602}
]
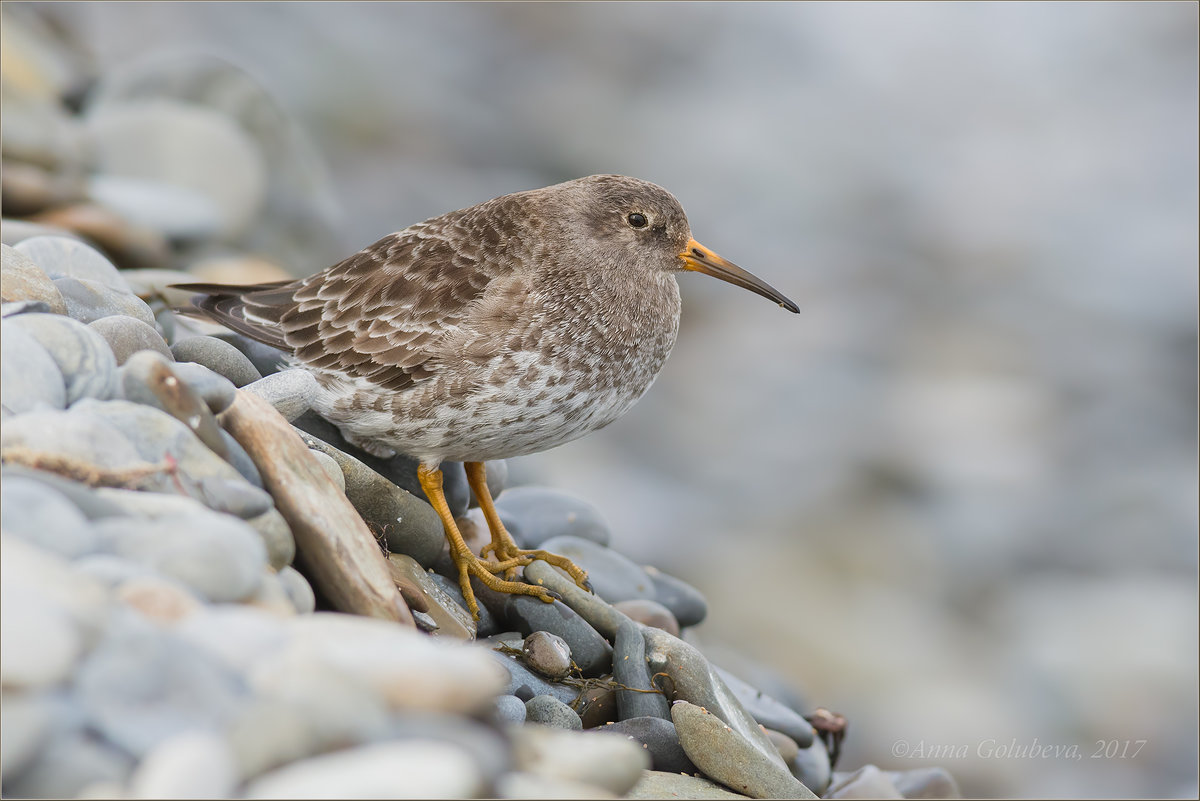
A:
[{"xmin": 627, "ymin": 213, "xmax": 648, "ymax": 229}]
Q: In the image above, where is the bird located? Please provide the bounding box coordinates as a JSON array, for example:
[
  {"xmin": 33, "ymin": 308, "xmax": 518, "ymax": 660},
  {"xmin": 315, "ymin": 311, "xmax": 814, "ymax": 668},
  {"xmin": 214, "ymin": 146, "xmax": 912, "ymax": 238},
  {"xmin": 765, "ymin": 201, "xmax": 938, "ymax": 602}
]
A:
[{"xmin": 175, "ymin": 174, "xmax": 798, "ymax": 619}]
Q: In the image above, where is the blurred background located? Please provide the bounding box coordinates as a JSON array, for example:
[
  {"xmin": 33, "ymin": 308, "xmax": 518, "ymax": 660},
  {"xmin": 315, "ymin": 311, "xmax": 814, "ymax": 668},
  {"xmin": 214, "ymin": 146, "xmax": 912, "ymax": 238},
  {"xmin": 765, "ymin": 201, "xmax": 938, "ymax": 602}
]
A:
[{"xmin": 4, "ymin": 2, "xmax": 1196, "ymax": 797}]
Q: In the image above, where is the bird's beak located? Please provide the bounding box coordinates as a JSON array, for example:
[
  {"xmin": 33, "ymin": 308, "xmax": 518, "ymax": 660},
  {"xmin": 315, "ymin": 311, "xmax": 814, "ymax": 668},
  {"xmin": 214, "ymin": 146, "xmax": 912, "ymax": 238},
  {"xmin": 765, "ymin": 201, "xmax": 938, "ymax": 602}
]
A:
[{"xmin": 679, "ymin": 238, "xmax": 799, "ymax": 313}]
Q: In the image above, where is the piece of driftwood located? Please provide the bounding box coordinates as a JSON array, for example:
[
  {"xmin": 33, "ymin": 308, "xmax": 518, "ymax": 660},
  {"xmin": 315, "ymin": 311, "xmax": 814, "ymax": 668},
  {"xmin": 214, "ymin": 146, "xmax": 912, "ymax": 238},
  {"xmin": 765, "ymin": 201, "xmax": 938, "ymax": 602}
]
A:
[{"xmin": 221, "ymin": 390, "xmax": 414, "ymax": 626}]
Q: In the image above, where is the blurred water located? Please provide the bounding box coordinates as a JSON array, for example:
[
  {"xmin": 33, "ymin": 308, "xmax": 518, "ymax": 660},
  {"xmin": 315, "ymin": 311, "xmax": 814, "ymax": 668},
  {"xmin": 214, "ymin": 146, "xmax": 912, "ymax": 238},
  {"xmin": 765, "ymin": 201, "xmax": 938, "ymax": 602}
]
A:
[{"xmin": 28, "ymin": 2, "xmax": 1199, "ymax": 796}]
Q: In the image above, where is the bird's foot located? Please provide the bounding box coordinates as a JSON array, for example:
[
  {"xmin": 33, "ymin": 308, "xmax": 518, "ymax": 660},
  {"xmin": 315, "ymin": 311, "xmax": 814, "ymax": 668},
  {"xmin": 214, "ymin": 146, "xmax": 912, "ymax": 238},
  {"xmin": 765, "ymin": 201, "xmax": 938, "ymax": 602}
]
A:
[
  {"xmin": 480, "ymin": 540, "xmax": 592, "ymax": 592},
  {"xmin": 451, "ymin": 548, "xmax": 562, "ymax": 619}
]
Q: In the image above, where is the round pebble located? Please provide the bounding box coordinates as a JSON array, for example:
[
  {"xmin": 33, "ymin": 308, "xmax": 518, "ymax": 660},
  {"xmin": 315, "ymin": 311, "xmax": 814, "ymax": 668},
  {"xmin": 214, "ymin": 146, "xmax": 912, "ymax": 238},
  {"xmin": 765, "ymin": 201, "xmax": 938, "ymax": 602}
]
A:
[
  {"xmin": 524, "ymin": 694, "xmax": 583, "ymax": 730},
  {"xmin": 0, "ymin": 320, "xmax": 67, "ymax": 413},
  {"xmin": 127, "ymin": 731, "xmax": 237, "ymax": 799},
  {"xmin": 494, "ymin": 486, "xmax": 612, "ymax": 548},
  {"xmin": 604, "ymin": 716, "xmax": 696, "ymax": 775},
  {"xmin": 509, "ymin": 725, "xmax": 650, "ymax": 796},
  {"xmin": 240, "ymin": 369, "xmax": 317, "ymax": 421},
  {"xmin": 493, "ymin": 694, "xmax": 527, "ymax": 724},
  {"xmin": 645, "ymin": 565, "xmax": 708, "ymax": 628},
  {"xmin": 504, "ymin": 594, "xmax": 613, "ymax": 678},
  {"xmin": 4, "ymin": 312, "xmax": 119, "ymax": 405},
  {"xmin": 1, "ymin": 242, "xmax": 68, "ymax": 313},
  {"xmin": 613, "ymin": 598, "xmax": 680, "ymax": 637},
  {"xmin": 87, "ymin": 314, "xmax": 173, "ymax": 365},
  {"xmin": 522, "ymin": 630, "xmax": 573, "ymax": 679},
  {"xmin": 54, "ymin": 275, "xmax": 157, "ymax": 326},
  {"xmin": 15, "ymin": 235, "xmax": 129, "ymax": 292},
  {"xmin": 168, "ymin": 360, "xmax": 237, "ymax": 414},
  {"xmin": 540, "ymin": 535, "xmax": 655, "ymax": 604},
  {"xmin": 277, "ymin": 566, "xmax": 316, "ymax": 614},
  {"xmin": 171, "ymin": 335, "xmax": 264, "ymax": 387},
  {"xmin": 1, "ymin": 477, "xmax": 98, "ymax": 557},
  {"xmin": 613, "ymin": 618, "xmax": 671, "ymax": 721}
]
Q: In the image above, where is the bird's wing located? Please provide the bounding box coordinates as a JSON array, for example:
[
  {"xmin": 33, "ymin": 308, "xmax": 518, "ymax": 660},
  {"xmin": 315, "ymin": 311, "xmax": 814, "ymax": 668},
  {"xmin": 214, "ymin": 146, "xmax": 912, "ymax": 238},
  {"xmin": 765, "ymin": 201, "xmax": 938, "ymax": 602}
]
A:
[{"xmin": 175, "ymin": 224, "xmax": 515, "ymax": 392}]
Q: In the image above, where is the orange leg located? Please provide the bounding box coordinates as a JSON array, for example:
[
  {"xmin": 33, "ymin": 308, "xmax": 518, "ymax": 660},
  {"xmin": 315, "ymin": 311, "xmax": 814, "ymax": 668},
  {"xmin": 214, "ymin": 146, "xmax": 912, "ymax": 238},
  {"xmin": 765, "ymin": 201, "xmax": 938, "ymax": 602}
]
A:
[
  {"xmin": 417, "ymin": 464, "xmax": 560, "ymax": 619},
  {"xmin": 465, "ymin": 462, "xmax": 592, "ymax": 591}
]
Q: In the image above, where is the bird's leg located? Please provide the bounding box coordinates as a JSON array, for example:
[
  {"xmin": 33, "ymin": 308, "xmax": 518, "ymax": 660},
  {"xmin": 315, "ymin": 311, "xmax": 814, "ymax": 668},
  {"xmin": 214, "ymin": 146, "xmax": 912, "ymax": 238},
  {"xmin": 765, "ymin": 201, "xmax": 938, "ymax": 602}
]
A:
[
  {"xmin": 417, "ymin": 463, "xmax": 558, "ymax": 619},
  {"xmin": 465, "ymin": 461, "xmax": 592, "ymax": 592}
]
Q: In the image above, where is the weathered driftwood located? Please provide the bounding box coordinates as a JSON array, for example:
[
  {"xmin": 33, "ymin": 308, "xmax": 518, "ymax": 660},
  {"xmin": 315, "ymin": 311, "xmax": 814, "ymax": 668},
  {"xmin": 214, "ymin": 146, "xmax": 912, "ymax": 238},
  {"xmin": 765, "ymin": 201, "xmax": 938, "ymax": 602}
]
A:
[{"xmin": 221, "ymin": 390, "xmax": 413, "ymax": 626}]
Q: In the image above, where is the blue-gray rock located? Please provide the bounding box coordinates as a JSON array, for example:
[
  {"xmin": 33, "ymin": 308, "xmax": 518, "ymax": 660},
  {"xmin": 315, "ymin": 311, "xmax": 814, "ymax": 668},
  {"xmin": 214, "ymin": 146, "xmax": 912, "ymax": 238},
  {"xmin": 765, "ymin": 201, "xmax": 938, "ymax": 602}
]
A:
[
  {"xmin": 1, "ymin": 477, "xmax": 98, "ymax": 558},
  {"xmin": 295, "ymin": 429, "xmax": 445, "ymax": 567},
  {"xmin": 494, "ymin": 486, "xmax": 612, "ymax": 548},
  {"xmin": 4, "ymin": 313, "xmax": 118, "ymax": 404},
  {"xmin": 646, "ymin": 565, "xmax": 708, "ymax": 628},
  {"xmin": 211, "ymin": 332, "xmax": 287, "ymax": 377},
  {"xmin": 75, "ymin": 610, "xmax": 250, "ymax": 757},
  {"xmin": 505, "ymin": 594, "xmax": 613, "ymax": 677},
  {"xmin": 278, "ymin": 566, "xmax": 315, "ymax": 614},
  {"xmin": 171, "ymin": 335, "xmax": 264, "ymax": 388},
  {"xmin": 93, "ymin": 511, "xmax": 267, "ymax": 603},
  {"xmin": 197, "ymin": 476, "xmax": 273, "ymax": 519},
  {"xmin": 119, "ymin": 350, "xmax": 227, "ymax": 458},
  {"xmin": 481, "ymin": 639, "xmax": 579, "ymax": 706},
  {"xmin": 53, "ymin": 276, "xmax": 157, "ymax": 326},
  {"xmin": 541, "ymin": 535, "xmax": 655, "ymax": 604},
  {"xmin": 672, "ymin": 700, "xmax": 817, "ymax": 799},
  {"xmin": 87, "ymin": 314, "xmax": 173, "ymax": 365},
  {"xmin": 525, "ymin": 694, "xmax": 583, "ymax": 730},
  {"xmin": 713, "ymin": 666, "xmax": 815, "ymax": 749},
  {"xmin": 521, "ymin": 559, "xmax": 630, "ymax": 640},
  {"xmin": 0, "ymin": 730, "xmax": 135, "ymax": 799},
  {"xmin": 791, "ymin": 734, "xmax": 832, "ymax": 795},
  {"xmin": 2, "ymin": 242, "xmax": 68, "ymax": 313},
  {"xmin": 522, "ymin": 630, "xmax": 572, "ymax": 679},
  {"xmin": 218, "ymin": 430, "xmax": 263, "ymax": 487},
  {"xmin": 0, "ymin": 406, "xmax": 143, "ymax": 475},
  {"xmin": 614, "ymin": 618, "xmax": 671, "ymax": 721},
  {"xmin": 169, "ymin": 360, "xmax": 237, "ymax": 414},
  {"xmin": 0, "ymin": 320, "xmax": 66, "ymax": 414},
  {"xmin": 244, "ymin": 507, "xmax": 296, "ymax": 571},
  {"xmin": 240, "ymin": 369, "xmax": 317, "ymax": 422},
  {"xmin": 492, "ymin": 694, "xmax": 527, "ymax": 724},
  {"xmin": 1, "ymin": 465, "xmax": 128, "ymax": 520},
  {"xmin": 15, "ymin": 235, "xmax": 130, "ymax": 292},
  {"xmin": 603, "ymin": 716, "xmax": 696, "ymax": 775}
]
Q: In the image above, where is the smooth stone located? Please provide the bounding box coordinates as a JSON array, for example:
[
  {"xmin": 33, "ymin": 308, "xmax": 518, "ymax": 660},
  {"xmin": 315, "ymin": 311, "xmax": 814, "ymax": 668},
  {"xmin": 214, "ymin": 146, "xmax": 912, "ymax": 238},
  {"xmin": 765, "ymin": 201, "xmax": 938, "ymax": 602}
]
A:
[
  {"xmin": 127, "ymin": 731, "xmax": 237, "ymax": 799},
  {"xmin": 0, "ymin": 476, "xmax": 99, "ymax": 557},
  {"xmin": 0, "ymin": 465, "xmax": 128, "ymax": 521},
  {"xmin": 0, "ymin": 219, "xmax": 82, "ymax": 247},
  {"xmin": 246, "ymin": 508, "xmax": 295, "ymax": 570},
  {"xmin": 542, "ymin": 535, "xmax": 655, "ymax": 604},
  {"xmin": 522, "ymin": 559, "xmax": 628, "ymax": 639},
  {"xmin": 211, "ymin": 332, "xmax": 288, "ymax": 377},
  {"xmin": 508, "ymin": 724, "xmax": 650, "ymax": 796},
  {"xmin": 482, "ymin": 640, "xmax": 579, "ymax": 706},
  {"xmin": 174, "ymin": 606, "xmax": 291, "ymax": 677},
  {"xmin": 119, "ymin": 350, "xmax": 227, "ymax": 458},
  {"xmin": 429, "ymin": 567, "xmax": 501, "ymax": 637},
  {"xmin": 603, "ymin": 716, "xmax": 696, "ymax": 775},
  {"xmin": 0, "ymin": 691, "xmax": 55, "ymax": 782},
  {"xmin": 295, "ymin": 430, "xmax": 445, "ymax": 567},
  {"xmin": 626, "ymin": 771, "xmax": 752, "ymax": 800},
  {"xmin": 493, "ymin": 693, "xmax": 527, "ymax": 724},
  {"xmin": 646, "ymin": 565, "xmax": 709, "ymax": 628},
  {"xmin": 75, "ymin": 610, "xmax": 249, "ymax": 757},
  {"xmin": 642, "ymin": 627, "xmax": 789, "ymax": 772},
  {"xmin": 277, "ymin": 565, "xmax": 316, "ymax": 614},
  {"xmin": 791, "ymin": 735, "xmax": 832, "ymax": 795},
  {"xmin": 825, "ymin": 765, "xmax": 904, "ymax": 799},
  {"xmin": 170, "ymin": 360, "xmax": 237, "ymax": 414},
  {"xmin": 218, "ymin": 429, "xmax": 265, "ymax": 487},
  {"xmin": 884, "ymin": 767, "xmax": 962, "ymax": 799},
  {"xmin": 0, "ymin": 320, "xmax": 66, "ymax": 414},
  {"xmin": 0, "ymin": 731, "xmax": 135, "ymax": 799},
  {"xmin": 88, "ymin": 314, "xmax": 173, "ymax": 365},
  {"xmin": 171, "ymin": 335, "xmax": 263, "ymax": 387},
  {"xmin": 672, "ymin": 700, "xmax": 817, "ymax": 800},
  {"xmin": 377, "ymin": 712, "xmax": 510, "ymax": 787},
  {"xmin": 494, "ymin": 486, "xmax": 612, "ymax": 548},
  {"xmin": 32, "ymin": 201, "xmax": 172, "ymax": 272},
  {"xmin": 85, "ymin": 100, "xmax": 267, "ymax": 239},
  {"xmin": 496, "ymin": 771, "xmax": 619, "ymax": 799},
  {"xmin": 1, "ymin": 242, "xmax": 67, "ymax": 313},
  {"xmin": 614, "ymin": 598, "xmax": 681, "ymax": 637},
  {"xmin": 714, "ymin": 666, "xmax": 815, "ymax": 749},
  {"xmin": 576, "ymin": 684, "xmax": 620, "ymax": 728},
  {"xmin": 74, "ymin": 553, "xmax": 157, "ymax": 588},
  {"xmin": 87, "ymin": 173, "xmax": 223, "ymax": 241},
  {"xmin": 244, "ymin": 740, "xmax": 484, "ymax": 799},
  {"xmin": 523, "ymin": 630, "xmax": 573, "ymax": 679},
  {"xmin": 4, "ymin": 312, "xmax": 119, "ymax": 404},
  {"xmin": 94, "ymin": 511, "xmax": 267, "ymax": 603},
  {"xmin": 386, "ymin": 553, "xmax": 475, "ymax": 640},
  {"xmin": 199, "ymin": 476, "xmax": 273, "ymax": 518},
  {"xmin": 245, "ymin": 572, "xmax": 296, "ymax": 619},
  {"xmin": 614, "ymin": 617, "xmax": 671, "ymax": 720},
  {"xmin": 766, "ymin": 728, "xmax": 800, "ymax": 764},
  {"xmin": 504, "ymin": 594, "xmax": 613, "ymax": 677},
  {"xmin": 1, "ymin": 299, "xmax": 54, "ymax": 317},
  {"xmin": 306, "ymin": 448, "xmax": 346, "ymax": 492},
  {"xmin": 116, "ymin": 574, "xmax": 204, "ymax": 623},
  {"xmin": 54, "ymin": 275, "xmax": 157, "ymax": 325},
  {"xmin": 525, "ymin": 694, "xmax": 583, "ymax": 730},
  {"xmin": 240, "ymin": 369, "xmax": 317, "ymax": 421},
  {"xmin": 15, "ymin": 234, "xmax": 129, "ymax": 291},
  {"xmin": 255, "ymin": 612, "xmax": 506, "ymax": 715}
]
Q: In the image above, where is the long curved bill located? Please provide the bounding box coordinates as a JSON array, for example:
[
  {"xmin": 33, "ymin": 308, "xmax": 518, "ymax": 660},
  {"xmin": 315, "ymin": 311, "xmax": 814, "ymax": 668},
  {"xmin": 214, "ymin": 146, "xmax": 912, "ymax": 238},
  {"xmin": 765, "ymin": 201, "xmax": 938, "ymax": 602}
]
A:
[{"xmin": 679, "ymin": 238, "xmax": 799, "ymax": 313}]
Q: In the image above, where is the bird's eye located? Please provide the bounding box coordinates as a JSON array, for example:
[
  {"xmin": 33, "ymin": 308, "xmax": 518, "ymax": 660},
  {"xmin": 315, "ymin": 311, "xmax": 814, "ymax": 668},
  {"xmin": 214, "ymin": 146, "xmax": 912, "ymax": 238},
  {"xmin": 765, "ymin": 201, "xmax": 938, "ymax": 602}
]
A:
[{"xmin": 627, "ymin": 213, "xmax": 648, "ymax": 229}]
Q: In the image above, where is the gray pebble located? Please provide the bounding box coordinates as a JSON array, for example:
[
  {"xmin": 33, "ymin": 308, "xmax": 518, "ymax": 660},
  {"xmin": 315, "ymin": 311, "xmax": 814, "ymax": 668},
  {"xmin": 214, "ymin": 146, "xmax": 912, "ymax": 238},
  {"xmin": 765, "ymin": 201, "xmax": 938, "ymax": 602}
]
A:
[
  {"xmin": 171, "ymin": 335, "xmax": 264, "ymax": 387},
  {"xmin": 521, "ymin": 560, "xmax": 629, "ymax": 641},
  {"xmin": 523, "ymin": 630, "xmax": 573, "ymax": 679},
  {"xmin": 240, "ymin": 368, "xmax": 317, "ymax": 421},
  {"xmin": 307, "ymin": 448, "xmax": 346, "ymax": 491},
  {"xmin": 119, "ymin": 350, "xmax": 228, "ymax": 458},
  {"xmin": 87, "ymin": 314, "xmax": 173, "ymax": 364},
  {"xmin": 614, "ymin": 618, "xmax": 671, "ymax": 721},
  {"xmin": 492, "ymin": 694, "xmax": 527, "ymax": 724},
  {"xmin": 1, "ymin": 299, "xmax": 53, "ymax": 317},
  {"xmin": 791, "ymin": 734, "xmax": 832, "ymax": 796},
  {"xmin": 525, "ymin": 694, "xmax": 583, "ymax": 730},
  {"xmin": 4, "ymin": 313, "xmax": 119, "ymax": 405},
  {"xmin": 1, "ymin": 477, "xmax": 98, "ymax": 558},
  {"xmin": 505, "ymin": 594, "xmax": 613, "ymax": 677},
  {"xmin": 0, "ymin": 465, "xmax": 125, "ymax": 520},
  {"xmin": 0, "ymin": 321, "xmax": 66, "ymax": 414},
  {"xmin": 1, "ymin": 242, "xmax": 67, "ymax": 313},
  {"xmin": 278, "ymin": 566, "xmax": 315, "ymax": 614},
  {"xmin": 218, "ymin": 429, "xmax": 264, "ymax": 487},
  {"xmin": 646, "ymin": 565, "xmax": 708, "ymax": 628},
  {"xmin": 53, "ymin": 276, "xmax": 157, "ymax": 326},
  {"xmin": 613, "ymin": 598, "xmax": 680, "ymax": 636},
  {"xmin": 604, "ymin": 716, "xmax": 696, "ymax": 775},
  {"xmin": 626, "ymin": 771, "xmax": 752, "ymax": 799},
  {"xmin": 169, "ymin": 360, "xmax": 237, "ymax": 414},
  {"xmin": 197, "ymin": 476, "xmax": 273, "ymax": 519},
  {"xmin": 481, "ymin": 639, "xmax": 578, "ymax": 706},
  {"xmin": 494, "ymin": 485, "xmax": 612, "ymax": 548},
  {"xmin": 429, "ymin": 571, "xmax": 500, "ymax": 638},
  {"xmin": 541, "ymin": 535, "xmax": 655, "ymax": 604},
  {"xmin": 714, "ymin": 665, "xmax": 815, "ymax": 749},
  {"xmin": 211, "ymin": 332, "xmax": 287, "ymax": 377},
  {"xmin": 0, "ymin": 406, "xmax": 143, "ymax": 477},
  {"xmin": 15, "ymin": 235, "xmax": 130, "ymax": 292}
]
